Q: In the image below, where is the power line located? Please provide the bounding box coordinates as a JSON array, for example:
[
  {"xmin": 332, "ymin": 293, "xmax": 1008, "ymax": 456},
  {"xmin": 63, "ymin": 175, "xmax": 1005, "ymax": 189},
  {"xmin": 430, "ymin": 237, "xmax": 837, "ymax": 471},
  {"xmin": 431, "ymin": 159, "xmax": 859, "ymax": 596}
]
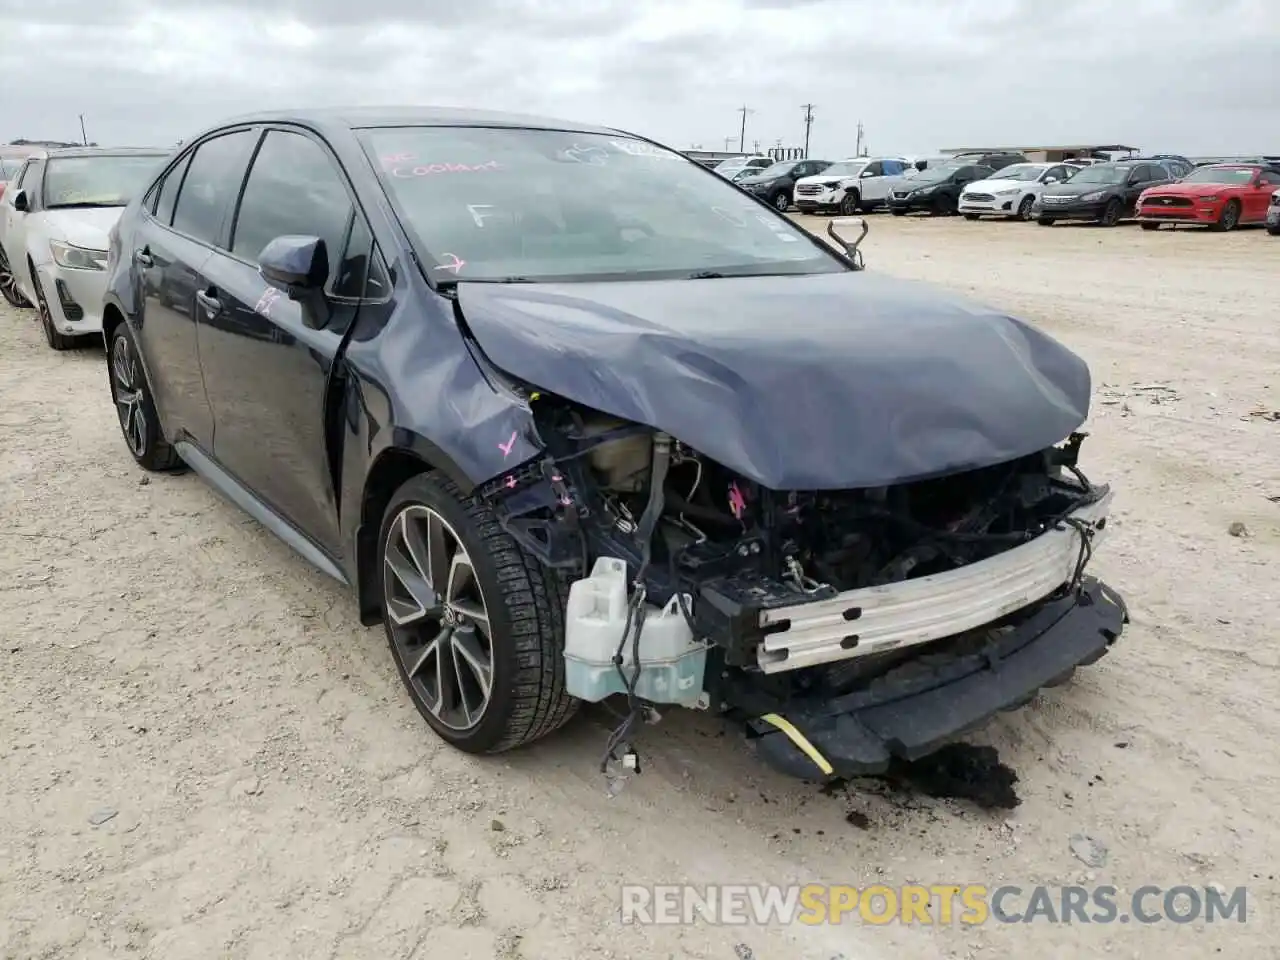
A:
[
  {"xmin": 736, "ymin": 105, "xmax": 755, "ymax": 153},
  {"xmin": 801, "ymin": 104, "xmax": 815, "ymax": 158}
]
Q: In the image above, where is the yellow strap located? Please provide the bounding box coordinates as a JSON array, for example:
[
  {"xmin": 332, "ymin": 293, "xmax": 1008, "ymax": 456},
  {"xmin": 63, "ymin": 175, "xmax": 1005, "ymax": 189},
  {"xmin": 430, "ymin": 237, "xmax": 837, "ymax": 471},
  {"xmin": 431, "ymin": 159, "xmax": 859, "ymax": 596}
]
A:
[{"xmin": 758, "ymin": 713, "xmax": 834, "ymax": 777}]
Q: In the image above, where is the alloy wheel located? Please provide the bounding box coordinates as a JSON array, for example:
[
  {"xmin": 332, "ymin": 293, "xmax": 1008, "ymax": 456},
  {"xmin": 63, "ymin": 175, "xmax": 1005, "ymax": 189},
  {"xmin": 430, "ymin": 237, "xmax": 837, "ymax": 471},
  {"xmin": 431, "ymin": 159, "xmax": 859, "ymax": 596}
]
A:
[
  {"xmin": 0, "ymin": 248, "xmax": 30, "ymax": 308},
  {"xmin": 383, "ymin": 505, "xmax": 494, "ymax": 731},
  {"xmin": 1220, "ymin": 203, "xmax": 1239, "ymax": 231},
  {"xmin": 839, "ymin": 193, "xmax": 859, "ymax": 216},
  {"xmin": 1017, "ymin": 195, "xmax": 1035, "ymax": 221},
  {"xmin": 112, "ymin": 334, "xmax": 148, "ymax": 457},
  {"xmin": 773, "ymin": 192, "xmax": 790, "ymax": 212}
]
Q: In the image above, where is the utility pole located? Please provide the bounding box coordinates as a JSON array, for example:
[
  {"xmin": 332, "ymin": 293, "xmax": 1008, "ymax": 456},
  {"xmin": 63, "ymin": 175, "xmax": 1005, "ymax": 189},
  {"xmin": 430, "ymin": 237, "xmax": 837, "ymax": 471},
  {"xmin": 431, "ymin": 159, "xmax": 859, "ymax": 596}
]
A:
[
  {"xmin": 855, "ymin": 120, "xmax": 864, "ymax": 157},
  {"xmin": 752, "ymin": 139, "xmax": 761, "ymax": 154},
  {"xmin": 801, "ymin": 103, "xmax": 815, "ymax": 158},
  {"xmin": 736, "ymin": 105, "xmax": 754, "ymax": 153},
  {"xmin": 78, "ymin": 114, "xmax": 87, "ymax": 146},
  {"xmin": 723, "ymin": 136, "xmax": 734, "ymax": 151}
]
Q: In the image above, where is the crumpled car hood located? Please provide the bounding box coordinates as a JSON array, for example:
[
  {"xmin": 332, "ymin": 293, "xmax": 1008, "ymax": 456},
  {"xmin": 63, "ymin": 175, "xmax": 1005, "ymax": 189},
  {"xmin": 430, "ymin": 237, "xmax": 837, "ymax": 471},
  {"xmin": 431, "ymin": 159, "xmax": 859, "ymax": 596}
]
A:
[{"xmin": 457, "ymin": 271, "xmax": 1091, "ymax": 490}]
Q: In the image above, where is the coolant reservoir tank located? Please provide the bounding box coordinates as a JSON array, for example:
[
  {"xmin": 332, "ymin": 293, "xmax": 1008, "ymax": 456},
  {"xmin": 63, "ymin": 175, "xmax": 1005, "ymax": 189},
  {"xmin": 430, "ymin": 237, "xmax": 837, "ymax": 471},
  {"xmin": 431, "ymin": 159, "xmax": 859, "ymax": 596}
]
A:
[{"xmin": 563, "ymin": 557, "xmax": 707, "ymax": 707}]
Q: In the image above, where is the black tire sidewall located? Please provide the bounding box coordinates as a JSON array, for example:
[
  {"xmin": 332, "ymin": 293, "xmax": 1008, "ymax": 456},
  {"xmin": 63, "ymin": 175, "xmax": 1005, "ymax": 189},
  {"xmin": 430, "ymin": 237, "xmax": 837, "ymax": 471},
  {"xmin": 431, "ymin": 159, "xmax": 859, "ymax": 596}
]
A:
[
  {"xmin": 1101, "ymin": 199, "xmax": 1121, "ymax": 225},
  {"xmin": 376, "ymin": 472, "xmax": 527, "ymax": 754},
  {"xmin": 1017, "ymin": 196, "xmax": 1034, "ymax": 220},
  {"xmin": 772, "ymin": 191, "xmax": 790, "ymax": 211},
  {"xmin": 1220, "ymin": 201, "xmax": 1239, "ymax": 230},
  {"xmin": 840, "ymin": 192, "xmax": 859, "ymax": 215},
  {"xmin": 108, "ymin": 323, "xmax": 169, "ymax": 468}
]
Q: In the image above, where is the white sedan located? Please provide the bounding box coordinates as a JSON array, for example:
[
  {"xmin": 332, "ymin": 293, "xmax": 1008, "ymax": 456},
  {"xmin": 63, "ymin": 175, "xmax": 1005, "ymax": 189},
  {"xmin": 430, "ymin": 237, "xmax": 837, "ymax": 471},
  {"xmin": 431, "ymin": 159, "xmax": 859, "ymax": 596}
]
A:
[
  {"xmin": 0, "ymin": 147, "xmax": 167, "ymax": 350},
  {"xmin": 958, "ymin": 162, "xmax": 1078, "ymax": 221}
]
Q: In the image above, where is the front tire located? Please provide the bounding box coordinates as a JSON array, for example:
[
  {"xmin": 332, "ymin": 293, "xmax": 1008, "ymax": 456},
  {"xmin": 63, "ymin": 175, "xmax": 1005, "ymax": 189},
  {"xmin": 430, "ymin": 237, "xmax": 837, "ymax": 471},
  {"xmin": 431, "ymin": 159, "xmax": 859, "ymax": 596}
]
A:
[
  {"xmin": 1211, "ymin": 200, "xmax": 1240, "ymax": 232},
  {"xmin": 0, "ymin": 245, "xmax": 31, "ymax": 308},
  {"xmin": 1016, "ymin": 195, "xmax": 1035, "ymax": 221},
  {"xmin": 1099, "ymin": 198, "xmax": 1122, "ymax": 226},
  {"xmin": 771, "ymin": 190, "xmax": 791, "ymax": 212},
  {"xmin": 107, "ymin": 323, "xmax": 183, "ymax": 471},
  {"xmin": 379, "ymin": 472, "xmax": 578, "ymax": 755},
  {"xmin": 32, "ymin": 271, "xmax": 76, "ymax": 350},
  {"xmin": 838, "ymin": 191, "xmax": 860, "ymax": 216},
  {"xmin": 1268, "ymin": 224, "xmax": 1280, "ymax": 236},
  {"xmin": 962, "ymin": 212, "xmax": 980, "ymax": 221}
]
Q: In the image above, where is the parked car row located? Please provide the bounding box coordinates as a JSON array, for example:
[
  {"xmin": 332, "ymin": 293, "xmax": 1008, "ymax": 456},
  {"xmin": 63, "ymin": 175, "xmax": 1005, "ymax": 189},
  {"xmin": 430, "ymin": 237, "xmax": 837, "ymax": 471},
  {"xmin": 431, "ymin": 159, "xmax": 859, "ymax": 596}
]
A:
[{"xmin": 785, "ymin": 155, "xmax": 1280, "ymax": 233}]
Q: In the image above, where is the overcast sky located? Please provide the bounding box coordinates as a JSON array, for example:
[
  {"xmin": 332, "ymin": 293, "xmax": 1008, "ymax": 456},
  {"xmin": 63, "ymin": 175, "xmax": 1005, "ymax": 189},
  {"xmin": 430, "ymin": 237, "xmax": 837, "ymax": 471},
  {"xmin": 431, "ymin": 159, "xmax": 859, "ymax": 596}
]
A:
[{"xmin": 1, "ymin": 0, "xmax": 1276, "ymax": 158}]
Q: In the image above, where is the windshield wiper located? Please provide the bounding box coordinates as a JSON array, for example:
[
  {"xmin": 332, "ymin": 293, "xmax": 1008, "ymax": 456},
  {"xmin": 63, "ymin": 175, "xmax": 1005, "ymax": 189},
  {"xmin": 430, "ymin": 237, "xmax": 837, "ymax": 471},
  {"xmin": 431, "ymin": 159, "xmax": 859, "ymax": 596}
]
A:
[
  {"xmin": 686, "ymin": 271, "xmax": 726, "ymax": 279},
  {"xmin": 48, "ymin": 201, "xmax": 125, "ymax": 209}
]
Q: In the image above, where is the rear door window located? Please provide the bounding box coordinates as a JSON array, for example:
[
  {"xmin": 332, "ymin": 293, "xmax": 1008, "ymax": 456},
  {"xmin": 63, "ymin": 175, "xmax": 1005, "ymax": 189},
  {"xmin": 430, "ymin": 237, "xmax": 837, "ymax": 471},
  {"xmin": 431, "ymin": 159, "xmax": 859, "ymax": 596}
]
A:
[
  {"xmin": 152, "ymin": 153, "xmax": 193, "ymax": 226},
  {"xmin": 170, "ymin": 130, "xmax": 258, "ymax": 245},
  {"xmin": 229, "ymin": 129, "xmax": 354, "ymax": 283}
]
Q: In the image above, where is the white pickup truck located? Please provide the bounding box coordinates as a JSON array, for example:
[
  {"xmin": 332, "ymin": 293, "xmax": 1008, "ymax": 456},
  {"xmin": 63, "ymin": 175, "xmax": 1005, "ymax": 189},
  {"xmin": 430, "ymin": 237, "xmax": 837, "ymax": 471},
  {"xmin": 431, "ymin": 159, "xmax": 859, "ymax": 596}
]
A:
[{"xmin": 793, "ymin": 157, "xmax": 910, "ymax": 214}]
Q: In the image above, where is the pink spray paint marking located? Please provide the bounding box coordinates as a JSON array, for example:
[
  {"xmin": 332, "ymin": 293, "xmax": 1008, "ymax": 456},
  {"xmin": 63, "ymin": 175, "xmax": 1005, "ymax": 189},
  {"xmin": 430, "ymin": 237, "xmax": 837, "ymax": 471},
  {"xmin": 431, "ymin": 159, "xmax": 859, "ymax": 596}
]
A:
[
  {"xmin": 435, "ymin": 253, "xmax": 466, "ymax": 274},
  {"xmin": 254, "ymin": 286, "xmax": 283, "ymax": 318},
  {"xmin": 727, "ymin": 482, "xmax": 747, "ymax": 520},
  {"xmin": 498, "ymin": 432, "xmax": 518, "ymax": 458},
  {"xmin": 505, "ymin": 476, "xmax": 517, "ymax": 489}
]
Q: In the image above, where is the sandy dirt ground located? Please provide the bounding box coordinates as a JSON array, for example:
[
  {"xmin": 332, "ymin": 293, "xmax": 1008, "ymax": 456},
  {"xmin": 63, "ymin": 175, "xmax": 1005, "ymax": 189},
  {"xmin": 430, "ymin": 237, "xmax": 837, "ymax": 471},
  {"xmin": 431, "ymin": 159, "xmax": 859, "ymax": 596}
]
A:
[{"xmin": 2, "ymin": 213, "xmax": 1278, "ymax": 960}]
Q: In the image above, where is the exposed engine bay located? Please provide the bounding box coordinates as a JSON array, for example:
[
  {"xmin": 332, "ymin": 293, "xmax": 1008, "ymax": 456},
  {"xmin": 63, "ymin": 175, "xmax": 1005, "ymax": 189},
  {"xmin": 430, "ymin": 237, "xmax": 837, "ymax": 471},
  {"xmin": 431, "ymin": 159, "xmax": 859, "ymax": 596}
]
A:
[{"xmin": 482, "ymin": 395, "xmax": 1105, "ymax": 667}]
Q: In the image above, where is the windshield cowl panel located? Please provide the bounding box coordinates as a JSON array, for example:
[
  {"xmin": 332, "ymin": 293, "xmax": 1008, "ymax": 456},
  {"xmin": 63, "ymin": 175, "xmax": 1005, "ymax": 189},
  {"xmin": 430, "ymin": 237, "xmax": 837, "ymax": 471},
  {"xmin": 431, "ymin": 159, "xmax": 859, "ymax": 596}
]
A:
[{"xmin": 363, "ymin": 127, "xmax": 846, "ymax": 284}]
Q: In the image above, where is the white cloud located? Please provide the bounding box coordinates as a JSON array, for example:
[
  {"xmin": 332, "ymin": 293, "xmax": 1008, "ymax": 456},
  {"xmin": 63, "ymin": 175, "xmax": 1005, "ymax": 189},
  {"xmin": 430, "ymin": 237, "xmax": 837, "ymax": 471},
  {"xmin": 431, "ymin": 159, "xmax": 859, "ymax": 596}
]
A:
[{"xmin": 1, "ymin": 0, "xmax": 1276, "ymax": 157}]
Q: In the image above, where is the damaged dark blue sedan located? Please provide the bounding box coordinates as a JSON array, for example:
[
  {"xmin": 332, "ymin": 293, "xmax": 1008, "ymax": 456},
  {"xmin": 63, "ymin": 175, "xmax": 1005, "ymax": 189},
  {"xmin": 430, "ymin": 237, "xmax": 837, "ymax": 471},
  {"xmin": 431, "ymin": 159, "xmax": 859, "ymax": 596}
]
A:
[{"xmin": 101, "ymin": 107, "xmax": 1126, "ymax": 782}]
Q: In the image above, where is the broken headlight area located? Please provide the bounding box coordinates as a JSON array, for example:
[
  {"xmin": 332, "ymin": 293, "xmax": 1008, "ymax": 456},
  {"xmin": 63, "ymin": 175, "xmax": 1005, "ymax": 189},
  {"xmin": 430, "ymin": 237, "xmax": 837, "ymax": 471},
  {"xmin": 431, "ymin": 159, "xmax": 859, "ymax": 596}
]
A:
[{"xmin": 476, "ymin": 396, "xmax": 1119, "ymax": 779}]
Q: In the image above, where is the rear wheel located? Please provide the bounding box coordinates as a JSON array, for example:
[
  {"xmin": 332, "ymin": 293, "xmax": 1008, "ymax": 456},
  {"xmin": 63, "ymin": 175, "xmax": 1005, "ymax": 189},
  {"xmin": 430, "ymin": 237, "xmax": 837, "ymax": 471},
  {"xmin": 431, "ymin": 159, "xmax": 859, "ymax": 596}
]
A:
[
  {"xmin": 1211, "ymin": 200, "xmax": 1240, "ymax": 232},
  {"xmin": 1268, "ymin": 224, "xmax": 1280, "ymax": 236},
  {"xmin": 32, "ymin": 270, "xmax": 76, "ymax": 351},
  {"xmin": 379, "ymin": 472, "xmax": 578, "ymax": 754},
  {"xmin": 0, "ymin": 245, "xmax": 31, "ymax": 308},
  {"xmin": 108, "ymin": 322, "xmax": 183, "ymax": 471}
]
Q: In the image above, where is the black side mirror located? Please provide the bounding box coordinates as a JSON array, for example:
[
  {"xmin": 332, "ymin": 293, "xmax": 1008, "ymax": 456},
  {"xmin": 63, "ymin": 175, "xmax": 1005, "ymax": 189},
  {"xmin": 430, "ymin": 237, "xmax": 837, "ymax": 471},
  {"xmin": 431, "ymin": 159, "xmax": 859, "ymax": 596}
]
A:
[
  {"xmin": 259, "ymin": 235, "xmax": 330, "ymax": 329},
  {"xmin": 12, "ymin": 189, "xmax": 28, "ymax": 212}
]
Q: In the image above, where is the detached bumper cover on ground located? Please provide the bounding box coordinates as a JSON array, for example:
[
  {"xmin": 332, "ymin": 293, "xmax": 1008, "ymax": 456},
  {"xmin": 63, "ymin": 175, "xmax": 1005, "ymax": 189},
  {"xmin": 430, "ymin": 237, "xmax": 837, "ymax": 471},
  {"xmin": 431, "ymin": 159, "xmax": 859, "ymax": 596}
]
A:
[{"xmin": 745, "ymin": 577, "xmax": 1127, "ymax": 780}]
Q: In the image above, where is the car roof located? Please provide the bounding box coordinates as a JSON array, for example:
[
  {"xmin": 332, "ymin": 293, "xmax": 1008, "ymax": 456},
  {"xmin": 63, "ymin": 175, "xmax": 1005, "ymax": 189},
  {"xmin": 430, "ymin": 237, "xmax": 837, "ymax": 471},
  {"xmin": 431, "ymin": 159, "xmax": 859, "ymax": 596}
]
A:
[
  {"xmin": 43, "ymin": 146, "xmax": 169, "ymax": 159},
  {"xmin": 215, "ymin": 105, "xmax": 622, "ymax": 137}
]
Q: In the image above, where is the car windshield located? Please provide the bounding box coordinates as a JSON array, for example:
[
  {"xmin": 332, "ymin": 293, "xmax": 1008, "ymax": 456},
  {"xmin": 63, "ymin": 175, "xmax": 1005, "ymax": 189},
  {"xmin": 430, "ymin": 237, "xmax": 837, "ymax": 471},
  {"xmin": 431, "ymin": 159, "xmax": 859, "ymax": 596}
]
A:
[
  {"xmin": 1181, "ymin": 166, "xmax": 1257, "ymax": 184},
  {"xmin": 713, "ymin": 157, "xmax": 748, "ymax": 173},
  {"xmin": 42, "ymin": 154, "xmax": 165, "ymax": 208},
  {"xmin": 820, "ymin": 161, "xmax": 867, "ymax": 177},
  {"xmin": 990, "ymin": 164, "xmax": 1047, "ymax": 182},
  {"xmin": 363, "ymin": 127, "xmax": 844, "ymax": 282},
  {"xmin": 1065, "ymin": 165, "xmax": 1127, "ymax": 184},
  {"xmin": 915, "ymin": 162, "xmax": 966, "ymax": 182},
  {"xmin": 752, "ymin": 161, "xmax": 799, "ymax": 179}
]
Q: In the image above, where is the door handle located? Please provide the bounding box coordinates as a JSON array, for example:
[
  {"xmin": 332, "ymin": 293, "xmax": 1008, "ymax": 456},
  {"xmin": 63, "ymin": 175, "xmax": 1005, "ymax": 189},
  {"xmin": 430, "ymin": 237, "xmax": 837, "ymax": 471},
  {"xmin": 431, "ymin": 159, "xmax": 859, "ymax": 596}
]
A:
[
  {"xmin": 194, "ymin": 289, "xmax": 221, "ymax": 318},
  {"xmin": 134, "ymin": 248, "xmax": 153, "ymax": 267}
]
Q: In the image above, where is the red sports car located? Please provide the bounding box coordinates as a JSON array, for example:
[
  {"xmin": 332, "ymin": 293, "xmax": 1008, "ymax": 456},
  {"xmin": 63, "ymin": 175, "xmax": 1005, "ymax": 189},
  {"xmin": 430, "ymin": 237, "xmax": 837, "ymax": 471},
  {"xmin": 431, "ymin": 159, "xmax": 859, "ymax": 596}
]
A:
[{"xmin": 1137, "ymin": 163, "xmax": 1280, "ymax": 231}]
